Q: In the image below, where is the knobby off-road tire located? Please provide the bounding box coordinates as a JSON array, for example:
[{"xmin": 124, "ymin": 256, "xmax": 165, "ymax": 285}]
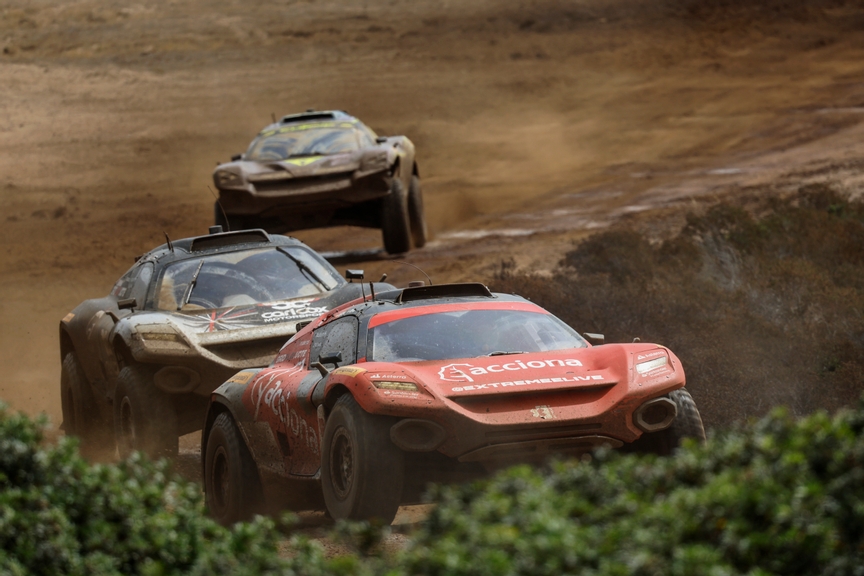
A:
[
  {"xmin": 114, "ymin": 364, "xmax": 179, "ymax": 460},
  {"xmin": 204, "ymin": 412, "xmax": 263, "ymax": 525},
  {"xmin": 61, "ymin": 351, "xmax": 112, "ymax": 458},
  {"xmin": 407, "ymin": 174, "xmax": 428, "ymax": 249},
  {"xmin": 632, "ymin": 388, "xmax": 706, "ymax": 456},
  {"xmin": 381, "ymin": 178, "xmax": 412, "ymax": 254},
  {"xmin": 321, "ymin": 394, "xmax": 404, "ymax": 523}
]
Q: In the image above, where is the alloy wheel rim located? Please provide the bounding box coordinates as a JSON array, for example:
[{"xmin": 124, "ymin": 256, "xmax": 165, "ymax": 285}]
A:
[{"xmin": 330, "ymin": 427, "xmax": 354, "ymax": 500}]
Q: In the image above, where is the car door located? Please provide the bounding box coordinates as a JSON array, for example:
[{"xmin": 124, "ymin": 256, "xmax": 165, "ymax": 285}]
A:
[
  {"xmin": 287, "ymin": 316, "xmax": 359, "ymax": 476},
  {"xmin": 91, "ymin": 263, "xmax": 153, "ymax": 391}
]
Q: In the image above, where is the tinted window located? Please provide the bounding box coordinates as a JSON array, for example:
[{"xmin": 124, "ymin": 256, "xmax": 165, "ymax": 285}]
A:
[
  {"xmin": 310, "ymin": 317, "xmax": 359, "ymax": 366},
  {"xmin": 246, "ymin": 125, "xmax": 360, "ymax": 161},
  {"xmin": 154, "ymin": 247, "xmax": 341, "ymax": 311},
  {"xmin": 369, "ymin": 309, "xmax": 587, "ymax": 362}
]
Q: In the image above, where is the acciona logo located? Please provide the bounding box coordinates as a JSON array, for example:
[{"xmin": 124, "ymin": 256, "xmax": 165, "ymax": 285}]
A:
[{"xmin": 438, "ymin": 358, "xmax": 584, "ymax": 383}]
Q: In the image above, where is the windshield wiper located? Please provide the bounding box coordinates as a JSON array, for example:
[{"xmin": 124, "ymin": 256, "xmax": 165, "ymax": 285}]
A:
[
  {"xmin": 278, "ymin": 248, "xmax": 333, "ymax": 291},
  {"xmin": 178, "ymin": 260, "xmax": 205, "ymax": 310},
  {"xmin": 486, "ymin": 351, "xmax": 525, "ymax": 357}
]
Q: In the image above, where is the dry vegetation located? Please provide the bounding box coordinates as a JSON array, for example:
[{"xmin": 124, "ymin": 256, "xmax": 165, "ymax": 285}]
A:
[{"xmin": 492, "ymin": 184, "xmax": 864, "ymax": 428}]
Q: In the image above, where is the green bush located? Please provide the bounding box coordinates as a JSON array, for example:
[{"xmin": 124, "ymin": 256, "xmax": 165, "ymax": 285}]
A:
[
  {"xmin": 0, "ymin": 404, "xmax": 359, "ymax": 576},
  {"xmin": 2, "ymin": 399, "xmax": 863, "ymax": 575},
  {"xmin": 402, "ymin": 399, "xmax": 864, "ymax": 576}
]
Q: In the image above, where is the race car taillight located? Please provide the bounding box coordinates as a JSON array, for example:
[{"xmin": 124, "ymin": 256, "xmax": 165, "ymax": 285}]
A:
[
  {"xmin": 373, "ymin": 380, "xmax": 418, "ymax": 392},
  {"xmin": 633, "ymin": 397, "xmax": 678, "ymax": 432}
]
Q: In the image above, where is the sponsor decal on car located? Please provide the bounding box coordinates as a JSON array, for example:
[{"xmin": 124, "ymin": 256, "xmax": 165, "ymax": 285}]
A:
[
  {"xmin": 368, "ymin": 373, "xmax": 408, "ymax": 380},
  {"xmin": 248, "ymin": 364, "xmax": 320, "ymax": 455},
  {"xmin": 282, "ymin": 158, "xmax": 321, "ymax": 167},
  {"xmin": 332, "ymin": 366, "xmax": 366, "ymax": 377},
  {"xmin": 531, "ymin": 405, "xmax": 556, "ymax": 420},
  {"xmin": 227, "ymin": 371, "xmax": 256, "ymax": 385},
  {"xmin": 438, "ymin": 358, "xmax": 585, "ymax": 383},
  {"xmin": 450, "ymin": 374, "xmax": 605, "ymax": 393},
  {"xmin": 261, "ymin": 300, "xmax": 328, "ymax": 323}
]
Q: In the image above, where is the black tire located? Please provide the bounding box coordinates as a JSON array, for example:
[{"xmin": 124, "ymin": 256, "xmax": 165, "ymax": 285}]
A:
[
  {"xmin": 407, "ymin": 174, "xmax": 428, "ymax": 249},
  {"xmin": 380, "ymin": 178, "xmax": 411, "ymax": 254},
  {"xmin": 204, "ymin": 412, "xmax": 263, "ymax": 525},
  {"xmin": 321, "ymin": 394, "xmax": 404, "ymax": 523},
  {"xmin": 114, "ymin": 364, "xmax": 178, "ymax": 459},
  {"xmin": 61, "ymin": 352, "xmax": 112, "ymax": 457},
  {"xmin": 631, "ymin": 388, "xmax": 706, "ymax": 456}
]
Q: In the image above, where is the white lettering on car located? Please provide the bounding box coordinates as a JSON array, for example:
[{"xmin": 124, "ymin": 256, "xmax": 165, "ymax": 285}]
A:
[
  {"xmin": 440, "ymin": 359, "xmax": 584, "ymax": 381},
  {"xmin": 450, "ymin": 374, "xmax": 605, "ymax": 392}
]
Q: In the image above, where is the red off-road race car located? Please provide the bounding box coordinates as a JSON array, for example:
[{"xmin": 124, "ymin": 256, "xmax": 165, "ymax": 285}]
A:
[{"xmin": 202, "ymin": 283, "xmax": 705, "ymax": 525}]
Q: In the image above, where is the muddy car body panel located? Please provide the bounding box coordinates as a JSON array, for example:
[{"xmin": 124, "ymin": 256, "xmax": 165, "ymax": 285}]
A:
[
  {"xmin": 203, "ymin": 283, "xmax": 703, "ymax": 523},
  {"xmin": 213, "ymin": 110, "xmax": 425, "ymax": 253},
  {"xmin": 59, "ymin": 227, "xmax": 392, "ymax": 454}
]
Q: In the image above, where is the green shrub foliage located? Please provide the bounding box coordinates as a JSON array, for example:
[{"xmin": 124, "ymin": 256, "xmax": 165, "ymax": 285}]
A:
[
  {"xmin": 0, "ymin": 404, "xmax": 358, "ymax": 576},
  {"xmin": 403, "ymin": 399, "xmax": 864, "ymax": 576},
  {"xmin": 2, "ymin": 399, "xmax": 864, "ymax": 574}
]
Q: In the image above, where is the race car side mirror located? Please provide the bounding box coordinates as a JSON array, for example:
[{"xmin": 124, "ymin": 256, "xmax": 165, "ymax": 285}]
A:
[
  {"xmin": 375, "ymin": 136, "xmax": 388, "ymax": 144},
  {"xmin": 312, "ymin": 362, "xmax": 328, "ymax": 377},
  {"xmin": 583, "ymin": 333, "xmax": 605, "ymax": 345},
  {"xmin": 319, "ymin": 351, "xmax": 343, "ymax": 368},
  {"xmin": 345, "ymin": 269, "xmax": 364, "ymax": 282},
  {"xmin": 230, "ymin": 153, "xmax": 243, "ymax": 161},
  {"xmin": 118, "ymin": 298, "xmax": 138, "ymax": 310}
]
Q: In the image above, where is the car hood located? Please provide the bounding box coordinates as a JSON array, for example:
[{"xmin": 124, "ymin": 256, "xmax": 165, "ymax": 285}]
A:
[
  {"xmin": 221, "ymin": 149, "xmax": 379, "ymax": 179},
  {"xmin": 360, "ymin": 344, "xmax": 681, "ymax": 398}
]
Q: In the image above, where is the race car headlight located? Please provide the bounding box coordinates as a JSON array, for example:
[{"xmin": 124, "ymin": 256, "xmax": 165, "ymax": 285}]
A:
[
  {"xmin": 636, "ymin": 356, "xmax": 668, "ymax": 374},
  {"xmin": 373, "ymin": 381, "xmax": 418, "ymax": 392},
  {"xmin": 214, "ymin": 170, "xmax": 242, "ymax": 186},
  {"xmin": 361, "ymin": 151, "xmax": 388, "ymax": 172},
  {"xmin": 139, "ymin": 330, "xmax": 190, "ymax": 352}
]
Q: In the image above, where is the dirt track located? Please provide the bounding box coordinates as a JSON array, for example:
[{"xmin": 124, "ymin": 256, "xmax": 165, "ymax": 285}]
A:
[{"xmin": 2, "ymin": 0, "xmax": 864, "ymax": 426}]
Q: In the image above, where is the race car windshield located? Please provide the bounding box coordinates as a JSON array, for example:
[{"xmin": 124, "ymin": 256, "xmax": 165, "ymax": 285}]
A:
[
  {"xmin": 245, "ymin": 127, "xmax": 360, "ymax": 162},
  {"xmin": 369, "ymin": 309, "xmax": 588, "ymax": 363},
  {"xmin": 155, "ymin": 247, "xmax": 342, "ymax": 311}
]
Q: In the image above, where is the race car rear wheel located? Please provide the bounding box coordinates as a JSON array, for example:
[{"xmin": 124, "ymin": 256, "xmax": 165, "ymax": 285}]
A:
[
  {"xmin": 381, "ymin": 178, "xmax": 411, "ymax": 254},
  {"xmin": 114, "ymin": 364, "xmax": 179, "ymax": 460},
  {"xmin": 204, "ymin": 411, "xmax": 262, "ymax": 525},
  {"xmin": 408, "ymin": 174, "xmax": 428, "ymax": 249},
  {"xmin": 630, "ymin": 388, "xmax": 706, "ymax": 456},
  {"xmin": 61, "ymin": 351, "xmax": 112, "ymax": 458},
  {"xmin": 321, "ymin": 394, "xmax": 404, "ymax": 523}
]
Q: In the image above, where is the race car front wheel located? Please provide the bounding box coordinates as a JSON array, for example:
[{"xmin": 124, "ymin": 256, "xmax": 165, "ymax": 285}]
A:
[
  {"xmin": 381, "ymin": 178, "xmax": 412, "ymax": 254},
  {"xmin": 321, "ymin": 394, "xmax": 404, "ymax": 523},
  {"xmin": 408, "ymin": 174, "xmax": 428, "ymax": 249},
  {"xmin": 630, "ymin": 388, "xmax": 706, "ymax": 456},
  {"xmin": 114, "ymin": 364, "xmax": 179, "ymax": 460},
  {"xmin": 204, "ymin": 411, "xmax": 263, "ymax": 525},
  {"xmin": 61, "ymin": 351, "xmax": 112, "ymax": 458}
]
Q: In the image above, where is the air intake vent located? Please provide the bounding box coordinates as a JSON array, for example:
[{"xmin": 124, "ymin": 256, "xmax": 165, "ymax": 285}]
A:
[
  {"xmin": 280, "ymin": 113, "xmax": 336, "ymax": 124},
  {"xmin": 190, "ymin": 230, "xmax": 270, "ymax": 252},
  {"xmin": 396, "ymin": 283, "xmax": 493, "ymax": 303}
]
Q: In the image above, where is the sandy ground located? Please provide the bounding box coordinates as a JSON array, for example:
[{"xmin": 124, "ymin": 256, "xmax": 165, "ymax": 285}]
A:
[{"xmin": 2, "ymin": 0, "xmax": 864, "ymax": 430}]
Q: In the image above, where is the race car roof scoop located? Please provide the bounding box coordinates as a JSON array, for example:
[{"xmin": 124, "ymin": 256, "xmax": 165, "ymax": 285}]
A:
[
  {"xmin": 190, "ymin": 229, "xmax": 270, "ymax": 252},
  {"xmin": 396, "ymin": 282, "xmax": 493, "ymax": 303},
  {"xmin": 280, "ymin": 112, "xmax": 335, "ymax": 124}
]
